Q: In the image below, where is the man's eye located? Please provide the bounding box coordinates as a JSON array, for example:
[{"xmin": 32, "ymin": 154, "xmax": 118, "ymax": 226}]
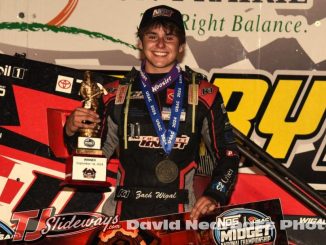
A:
[
  {"xmin": 147, "ymin": 35, "xmax": 157, "ymax": 40},
  {"xmin": 165, "ymin": 36, "xmax": 176, "ymax": 42}
]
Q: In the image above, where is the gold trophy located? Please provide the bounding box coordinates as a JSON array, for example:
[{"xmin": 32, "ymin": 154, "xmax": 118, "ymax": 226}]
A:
[{"xmin": 64, "ymin": 71, "xmax": 110, "ymax": 188}]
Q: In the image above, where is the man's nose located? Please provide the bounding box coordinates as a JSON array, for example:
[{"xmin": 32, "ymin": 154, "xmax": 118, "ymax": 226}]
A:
[{"xmin": 156, "ymin": 37, "xmax": 166, "ymax": 48}]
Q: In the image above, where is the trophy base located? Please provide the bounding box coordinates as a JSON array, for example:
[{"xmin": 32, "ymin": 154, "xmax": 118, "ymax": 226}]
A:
[{"xmin": 62, "ymin": 151, "xmax": 111, "ymax": 190}]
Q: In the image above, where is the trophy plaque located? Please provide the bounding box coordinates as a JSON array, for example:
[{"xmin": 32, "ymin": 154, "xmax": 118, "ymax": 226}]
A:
[{"xmin": 63, "ymin": 71, "xmax": 110, "ymax": 188}]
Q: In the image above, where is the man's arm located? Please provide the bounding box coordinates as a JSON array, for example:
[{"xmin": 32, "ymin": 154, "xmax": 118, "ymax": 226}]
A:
[{"xmin": 191, "ymin": 89, "xmax": 239, "ymax": 219}]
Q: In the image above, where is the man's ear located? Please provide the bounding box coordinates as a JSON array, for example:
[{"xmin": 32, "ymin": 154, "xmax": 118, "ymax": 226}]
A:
[
  {"xmin": 178, "ymin": 43, "xmax": 186, "ymax": 54},
  {"xmin": 138, "ymin": 39, "xmax": 143, "ymax": 50}
]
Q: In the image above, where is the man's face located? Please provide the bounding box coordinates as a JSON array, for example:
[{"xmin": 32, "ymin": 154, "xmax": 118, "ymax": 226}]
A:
[{"xmin": 139, "ymin": 25, "xmax": 185, "ymax": 74}]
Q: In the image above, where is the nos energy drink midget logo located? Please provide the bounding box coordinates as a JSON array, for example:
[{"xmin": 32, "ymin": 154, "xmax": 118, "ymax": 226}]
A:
[
  {"xmin": 0, "ymin": 220, "xmax": 14, "ymax": 241},
  {"xmin": 213, "ymin": 208, "xmax": 276, "ymax": 245}
]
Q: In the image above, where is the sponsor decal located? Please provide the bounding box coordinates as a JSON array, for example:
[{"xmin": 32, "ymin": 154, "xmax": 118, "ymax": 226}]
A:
[
  {"xmin": 10, "ymin": 208, "xmax": 120, "ymax": 242},
  {"xmin": 83, "ymin": 168, "xmax": 96, "ymax": 179},
  {"xmin": 213, "ymin": 208, "xmax": 276, "ymax": 245},
  {"xmin": 221, "ymin": 169, "xmax": 234, "ymax": 184},
  {"xmin": 166, "ymin": 88, "xmax": 174, "ymax": 104},
  {"xmin": 84, "ymin": 138, "xmax": 95, "ymax": 147},
  {"xmin": 162, "ymin": 107, "xmax": 186, "ymax": 121},
  {"xmin": 0, "ymin": 220, "xmax": 14, "ymax": 241},
  {"xmin": 153, "ymin": 8, "xmax": 174, "ymax": 18},
  {"xmin": 128, "ymin": 122, "xmax": 140, "ymax": 137},
  {"xmin": 214, "ymin": 181, "xmax": 226, "ymax": 192},
  {"xmin": 0, "ymin": 85, "xmax": 6, "ymax": 97},
  {"xmin": 55, "ymin": 75, "xmax": 73, "ymax": 93},
  {"xmin": 225, "ymin": 150, "xmax": 237, "ymax": 157},
  {"xmin": 128, "ymin": 135, "xmax": 190, "ymax": 149},
  {"xmin": 202, "ymin": 87, "xmax": 213, "ymax": 95},
  {"xmin": 115, "ymin": 85, "xmax": 128, "ymax": 104},
  {"xmin": 0, "ymin": 65, "xmax": 27, "ymax": 79},
  {"xmin": 130, "ymin": 90, "xmax": 144, "ymax": 99}
]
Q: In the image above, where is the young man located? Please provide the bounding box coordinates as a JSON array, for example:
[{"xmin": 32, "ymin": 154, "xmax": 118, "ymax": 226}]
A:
[{"xmin": 64, "ymin": 5, "xmax": 239, "ymax": 221}]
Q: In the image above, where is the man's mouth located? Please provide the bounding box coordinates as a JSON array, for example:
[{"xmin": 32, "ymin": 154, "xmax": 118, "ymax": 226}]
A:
[{"xmin": 153, "ymin": 51, "xmax": 168, "ymax": 57}]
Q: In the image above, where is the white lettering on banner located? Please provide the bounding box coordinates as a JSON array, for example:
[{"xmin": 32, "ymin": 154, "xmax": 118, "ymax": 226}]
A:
[
  {"xmin": 12, "ymin": 67, "xmax": 26, "ymax": 79},
  {"xmin": 0, "ymin": 65, "xmax": 27, "ymax": 79},
  {"xmin": 280, "ymin": 219, "xmax": 326, "ymax": 230},
  {"xmin": 0, "ymin": 86, "xmax": 6, "ymax": 96},
  {"xmin": 125, "ymin": 218, "xmax": 324, "ymax": 232},
  {"xmin": 0, "ymin": 65, "xmax": 11, "ymax": 76}
]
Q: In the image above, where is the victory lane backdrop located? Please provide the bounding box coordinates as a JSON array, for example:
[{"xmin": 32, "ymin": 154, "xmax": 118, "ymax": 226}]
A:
[
  {"xmin": 0, "ymin": 0, "xmax": 325, "ymax": 243},
  {"xmin": 0, "ymin": 54, "xmax": 324, "ymax": 245}
]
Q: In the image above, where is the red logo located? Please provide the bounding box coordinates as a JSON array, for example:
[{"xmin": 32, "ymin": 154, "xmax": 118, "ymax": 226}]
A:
[
  {"xmin": 58, "ymin": 79, "xmax": 72, "ymax": 89},
  {"xmin": 166, "ymin": 88, "xmax": 174, "ymax": 105},
  {"xmin": 226, "ymin": 150, "xmax": 237, "ymax": 157}
]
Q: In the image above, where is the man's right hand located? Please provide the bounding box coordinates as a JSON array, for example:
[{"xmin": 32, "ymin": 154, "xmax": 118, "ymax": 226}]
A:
[{"xmin": 65, "ymin": 107, "xmax": 101, "ymax": 136}]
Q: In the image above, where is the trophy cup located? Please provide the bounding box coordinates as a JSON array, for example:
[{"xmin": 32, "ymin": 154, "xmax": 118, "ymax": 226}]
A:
[{"xmin": 63, "ymin": 71, "xmax": 110, "ymax": 188}]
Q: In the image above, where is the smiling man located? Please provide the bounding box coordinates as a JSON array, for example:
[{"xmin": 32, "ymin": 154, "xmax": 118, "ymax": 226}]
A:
[{"xmin": 64, "ymin": 5, "xmax": 239, "ymax": 221}]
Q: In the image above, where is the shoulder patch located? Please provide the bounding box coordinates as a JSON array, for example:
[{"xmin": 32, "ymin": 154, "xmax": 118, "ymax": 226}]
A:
[
  {"xmin": 102, "ymin": 80, "xmax": 119, "ymax": 104},
  {"xmin": 115, "ymin": 84, "xmax": 129, "ymax": 105},
  {"xmin": 198, "ymin": 80, "xmax": 218, "ymax": 107}
]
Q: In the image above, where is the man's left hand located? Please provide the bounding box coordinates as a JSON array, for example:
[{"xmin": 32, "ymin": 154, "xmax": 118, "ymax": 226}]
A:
[{"xmin": 190, "ymin": 196, "xmax": 219, "ymax": 220}]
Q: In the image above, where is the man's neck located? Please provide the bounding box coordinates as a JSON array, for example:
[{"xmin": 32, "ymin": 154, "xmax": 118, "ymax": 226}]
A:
[{"xmin": 147, "ymin": 73, "xmax": 167, "ymax": 84}]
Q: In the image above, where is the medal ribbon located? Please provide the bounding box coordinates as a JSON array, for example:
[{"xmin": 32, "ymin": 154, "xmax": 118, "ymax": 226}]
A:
[
  {"xmin": 140, "ymin": 61, "xmax": 181, "ymax": 93},
  {"xmin": 140, "ymin": 63, "xmax": 185, "ymax": 155}
]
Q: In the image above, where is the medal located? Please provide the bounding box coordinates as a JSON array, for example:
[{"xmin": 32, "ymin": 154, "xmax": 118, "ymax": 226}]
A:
[
  {"xmin": 155, "ymin": 159, "xmax": 178, "ymax": 184},
  {"xmin": 140, "ymin": 62, "xmax": 184, "ymax": 184}
]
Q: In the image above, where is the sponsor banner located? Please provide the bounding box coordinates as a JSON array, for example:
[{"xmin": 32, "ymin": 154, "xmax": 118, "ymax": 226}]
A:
[
  {"xmin": 2, "ymin": 199, "xmax": 325, "ymax": 244},
  {"xmin": 1, "ymin": 199, "xmax": 288, "ymax": 244}
]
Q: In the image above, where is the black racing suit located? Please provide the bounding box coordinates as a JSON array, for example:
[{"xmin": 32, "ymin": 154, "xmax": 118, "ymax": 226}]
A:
[{"xmin": 65, "ymin": 67, "xmax": 239, "ymax": 221}]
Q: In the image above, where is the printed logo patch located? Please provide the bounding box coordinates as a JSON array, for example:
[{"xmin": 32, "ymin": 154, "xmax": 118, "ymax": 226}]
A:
[
  {"xmin": 115, "ymin": 85, "xmax": 129, "ymax": 104},
  {"xmin": 166, "ymin": 88, "xmax": 174, "ymax": 105},
  {"xmin": 153, "ymin": 8, "xmax": 174, "ymax": 18},
  {"xmin": 55, "ymin": 75, "xmax": 73, "ymax": 94},
  {"xmin": 213, "ymin": 208, "xmax": 277, "ymax": 245},
  {"xmin": 162, "ymin": 107, "xmax": 186, "ymax": 121},
  {"xmin": 202, "ymin": 87, "xmax": 213, "ymax": 95}
]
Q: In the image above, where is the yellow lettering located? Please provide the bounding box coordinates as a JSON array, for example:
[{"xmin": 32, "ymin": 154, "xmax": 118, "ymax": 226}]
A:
[
  {"xmin": 213, "ymin": 76, "xmax": 269, "ymax": 134},
  {"xmin": 258, "ymin": 77, "xmax": 326, "ymax": 158}
]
